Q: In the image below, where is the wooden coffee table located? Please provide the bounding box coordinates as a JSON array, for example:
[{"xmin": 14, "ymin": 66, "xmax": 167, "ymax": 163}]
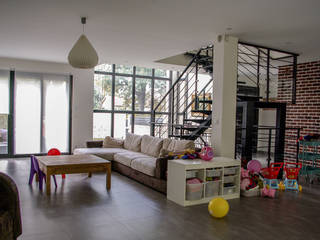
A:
[{"xmin": 36, "ymin": 154, "xmax": 111, "ymax": 195}]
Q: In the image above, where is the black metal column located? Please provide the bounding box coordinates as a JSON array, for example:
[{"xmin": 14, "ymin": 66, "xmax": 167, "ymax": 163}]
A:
[
  {"xmin": 274, "ymin": 103, "xmax": 286, "ymax": 164},
  {"xmin": 292, "ymin": 55, "xmax": 297, "ymax": 104},
  {"xmin": 8, "ymin": 70, "xmax": 15, "ymax": 156},
  {"xmin": 266, "ymin": 49, "xmax": 270, "ymax": 102},
  {"xmin": 68, "ymin": 75, "xmax": 73, "ymax": 154}
]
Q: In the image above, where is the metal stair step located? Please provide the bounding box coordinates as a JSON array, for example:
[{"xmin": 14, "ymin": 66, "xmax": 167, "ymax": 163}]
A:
[
  {"xmin": 191, "ymin": 110, "xmax": 212, "ymax": 115},
  {"xmin": 169, "ymin": 134, "xmax": 200, "ymax": 140},
  {"xmin": 184, "ymin": 119, "xmax": 207, "ymax": 124},
  {"xmin": 198, "ymin": 99, "xmax": 212, "ymax": 104},
  {"xmin": 173, "ymin": 125, "xmax": 208, "ymax": 131}
]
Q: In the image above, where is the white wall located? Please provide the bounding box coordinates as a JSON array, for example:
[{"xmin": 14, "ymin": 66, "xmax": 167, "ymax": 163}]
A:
[
  {"xmin": 0, "ymin": 57, "xmax": 94, "ymax": 151},
  {"xmin": 258, "ymin": 109, "xmax": 277, "ymax": 153},
  {"xmin": 212, "ymin": 35, "xmax": 238, "ymax": 158}
]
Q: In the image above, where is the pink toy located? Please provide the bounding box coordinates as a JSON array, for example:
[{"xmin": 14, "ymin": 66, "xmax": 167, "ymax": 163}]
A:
[
  {"xmin": 247, "ymin": 160, "xmax": 262, "ymax": 174},
  {"xmin": 241, "ymin": 168, "xmax": 250, "ymax": 179},
  {"xmin": 260, "ymin": 187, "xmax": 277, "ymax": 198},
  {"xmin": 241, "ymin": 178, "xmax": 251, "ymax": 190},
  {"xmin": 199, "ymin": 146, "xmax": 214, "ymax": 161},
  {"xmin": 186, "ymin": 178, "xmax": 202, "ymax": 184}
]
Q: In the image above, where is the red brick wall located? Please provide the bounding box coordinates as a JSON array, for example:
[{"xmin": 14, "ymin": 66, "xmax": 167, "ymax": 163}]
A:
[{"xmin": 278, "ymin": 60, "xmax": 320, "ymax": 166}]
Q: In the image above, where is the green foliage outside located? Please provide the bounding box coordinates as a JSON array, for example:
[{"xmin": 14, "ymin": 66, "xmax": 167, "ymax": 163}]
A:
[{"xmin": 94, "ymin": 64, "xmax": 169, "ymax": 111}]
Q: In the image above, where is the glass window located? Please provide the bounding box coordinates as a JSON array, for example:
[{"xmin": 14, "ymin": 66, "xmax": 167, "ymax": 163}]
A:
[
  {"xmin": 93, "ymin": 113, "xmax": 111, "ymax": 139},
  {"xmin": 154, "ymin": 114, "xmax": 168, "ymax": 138},
  {"xmin": 114, "ymin": 114, "xmax": 132, "ymax": 139},
  {"xmin": 94, "ymin": 74, "xmax": 112, "ymax": 110},
  {"xmin": 115, "ymin": 76, "xmax": 132, "ymax": 110},
  {"xmin": 135, "ymin": 78, "xmax": 151, "ymax": 111},
  {"xmin": 154, "ymin": 80, "xmax": 170, "ymax": 112},
  {"xmin": 136, "ymin": 66, "xmax": 152, "ymax": 76},
  {"xmin": 155, "ymin": 69, "xmax": 170, "ymax": 78},
  {"xmin": 15, "ymin": 72, "xmax": 41, "ymax": 154},
  {"xmin": 43, "ymin": 75, "xmax": 70, "ymax": 153},
  {"xmin": 0, "ymin": 70, "xmax": 9, "ymax": 114},
  {"xmin": 115, "ymin": 64, "xmax": 133, "ymax": 74},
  {"xmin": 95, "ymin": 63, "xmax": 112, "ymax": 72},
  {"xmin": 0, "ymin": 70, "xmax": 9, "ymax": 155},
  {"xmin": 134, "ymin": 114, "xmax": 150, "ymax": 135}
]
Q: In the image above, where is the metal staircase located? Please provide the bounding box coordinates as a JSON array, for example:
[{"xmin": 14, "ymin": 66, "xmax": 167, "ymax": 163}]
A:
[
  {"xmin": 150, "ymin": 46, "xmax": 214, "ymax": 146},
  {"xmin": 151, "ymin": 42, "xmax": 298, "ymax": 147}
]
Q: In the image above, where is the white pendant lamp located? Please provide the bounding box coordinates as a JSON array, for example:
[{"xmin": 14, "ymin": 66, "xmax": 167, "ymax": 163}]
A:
[{"xmin": 68, "ymin": 17, "xmax": 99, "ymax": 69}]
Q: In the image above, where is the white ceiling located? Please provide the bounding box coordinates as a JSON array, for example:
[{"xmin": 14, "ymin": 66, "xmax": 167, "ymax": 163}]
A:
[{"xmin": 1, "ymin": 0, "xmax": 319, "ymax": 70}]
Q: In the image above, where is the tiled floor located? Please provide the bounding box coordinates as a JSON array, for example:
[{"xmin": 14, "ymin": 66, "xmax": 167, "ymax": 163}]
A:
[{"xmin": 1, "ymin": 158, "xmax": 320, "ymax": 240}]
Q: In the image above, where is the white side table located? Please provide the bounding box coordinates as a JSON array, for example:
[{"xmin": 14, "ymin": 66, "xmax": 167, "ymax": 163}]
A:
[{"xmin": 167, "ymin": 157, "xmax": 241, "ymax": 206}]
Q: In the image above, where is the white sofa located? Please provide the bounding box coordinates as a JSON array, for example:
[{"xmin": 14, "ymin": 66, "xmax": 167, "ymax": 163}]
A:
[{"xmin": 74, "ymin": 133, "xmax": 195, "ymax": 193}]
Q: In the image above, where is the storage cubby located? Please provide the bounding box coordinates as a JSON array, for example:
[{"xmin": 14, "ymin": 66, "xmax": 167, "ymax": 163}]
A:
[{"xmin": 167, "ymin": 157, "xmax": 241, "ymax": 207}]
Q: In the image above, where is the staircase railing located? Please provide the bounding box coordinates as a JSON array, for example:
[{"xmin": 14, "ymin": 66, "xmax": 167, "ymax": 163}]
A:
[
  {"xmin": 237, "ymin": 42, "xmax": 298, "ymax": 103},
  {"xmin": 151, "ymin": 46, "xmax": 213, "ymax": 142}
]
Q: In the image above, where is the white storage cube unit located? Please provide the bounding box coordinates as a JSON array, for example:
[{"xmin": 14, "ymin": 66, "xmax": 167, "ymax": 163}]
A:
[
  {"xmin": 204, "ymin": 181, "xmax": 221, "ymax": 197},
  {"xmin": 186, "ymin": 183, "xmax": 203, "ymax": 200},
  {"xmin": 186, "ymin": 170, "xmax": 198, "ymax": 179},
  {"xmin": 167, "ymin": 157, "xmax": 241, "ymax": 207}
]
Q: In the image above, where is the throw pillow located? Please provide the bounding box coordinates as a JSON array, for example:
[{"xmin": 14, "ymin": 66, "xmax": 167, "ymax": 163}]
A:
[
  {"xmin": 123, "ymin": 133, "xmax": 142, "ymax": 152},
  {"xmin": 103, "ymin": 136, "xmax": 124, "ymax": 148}
]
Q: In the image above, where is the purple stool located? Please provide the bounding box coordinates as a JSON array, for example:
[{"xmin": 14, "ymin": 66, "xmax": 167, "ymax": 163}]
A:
[{"xmin": 28, "ymin": 155, "xmax": 57, "ymax": 190}]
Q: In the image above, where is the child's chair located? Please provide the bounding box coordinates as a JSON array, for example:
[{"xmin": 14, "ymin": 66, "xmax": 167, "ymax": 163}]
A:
[
  {"xmin": 29, "ymin": 155, "xmax": 57, "ymax": 190},
  {"xmin": 48, "ymin": 148, "xmax": 66, "ymax": 179}
]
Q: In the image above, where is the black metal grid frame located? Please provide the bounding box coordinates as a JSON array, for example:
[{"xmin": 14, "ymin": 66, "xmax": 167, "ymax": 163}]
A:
[
  {"xmin": 238, "ymin": 41, "xmax": 299, "ymax": 104},
  {"xmin": 94, "ymin": 64, "xmax": 173, "ymax": 138},
  {"xmin": 236, "ymin": 101, "xmax": 287, "ymax": 168}
]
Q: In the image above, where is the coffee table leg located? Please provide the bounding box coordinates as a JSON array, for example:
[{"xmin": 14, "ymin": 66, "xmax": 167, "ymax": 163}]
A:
[
  {"xmin": 88, "ymin": 172, "xmax": 92, "ymax": 178},
  {"xmin": 46, "ymin": 173, "xmax": 51, "ymax": 195},
  {"xmin": 106, "ymin": 165, "xmax": 111, "ymax": 190}
]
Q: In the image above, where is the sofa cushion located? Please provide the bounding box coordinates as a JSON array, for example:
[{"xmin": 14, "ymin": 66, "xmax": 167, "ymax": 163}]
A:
[
  {"xmin": 113, "ymin": 151, "xmax": 151, "ymax": 167},
  {"xmin": 124, "ymin": 133, "xmax": 142, "ymax": 152},
  {"xmin": 103, "ymin": 136, "xmax": 124, "ymax": 148},
  {"xmin": 140, "ymin": 135, "xmax": 163, "ymax": 157},
  {"xmin": 131, "ymin": 157, "xmax": 157, "ymax": 177},
  {"xmin": 162, "ymin": 138, "xmax": 195, "ymax": 152},
  {"xmin": 73, "ymin": 148, "xmax": 128, "ymax": 161}
]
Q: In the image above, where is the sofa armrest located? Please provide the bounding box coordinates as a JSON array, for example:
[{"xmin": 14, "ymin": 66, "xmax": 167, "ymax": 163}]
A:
[
  {"xmin": 86, "ymin": 140, "xmax": 103, "ymax": 148},
  {"xmin": 155, "ymin": 156, "xmax": 174, "ymax": 180},
  {"xmin": 0, "ymin": 173, "xmax": 22, "ymax": 239}
]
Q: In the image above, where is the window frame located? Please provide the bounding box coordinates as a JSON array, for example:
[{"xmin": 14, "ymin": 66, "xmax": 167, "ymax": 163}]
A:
[{"xmin": 93, "ymin": 64, "xmax": 172, "ymax": 138}]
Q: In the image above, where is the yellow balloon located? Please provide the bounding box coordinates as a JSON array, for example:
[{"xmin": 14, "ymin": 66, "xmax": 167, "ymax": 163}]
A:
[{"xmin": 208, "ymin": 197, "xmax": 229, "ymax": 218}]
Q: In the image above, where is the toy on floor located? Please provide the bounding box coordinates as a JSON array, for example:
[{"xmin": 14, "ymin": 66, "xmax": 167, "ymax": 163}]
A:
[
  {"xmin": 297, "ymin": 134, "xmax": 320, "ymax": 142},
  {"xmin": 199, "ymin": 146, "xmax": 214, "ymax": 161},
  {"xmin": 260, "ymin": 162, "xmax": 283, "ymax": 189},
  {"xmin": 260, "ymin": 186, "xmax": 277, "ymax": 198},
  {"xmin": 208, "ymin": 197, "xmax": 229, "ymax": 218},
  {"xmin": 240, "ymin": 167, "xmax": 263, "ymax": 191},
  {"xmin": 247, "ymin": 160, "xmax": 262, "ymax": 174},
  {"xmin": 283, "ymin": 162, "xmax": 302, "ymax": 192}
]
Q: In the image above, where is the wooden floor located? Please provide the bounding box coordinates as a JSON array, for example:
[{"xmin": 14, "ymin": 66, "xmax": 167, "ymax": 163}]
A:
[{"xmin": 1, "ymin": 158, "xmax": 320, "ymax": 240}]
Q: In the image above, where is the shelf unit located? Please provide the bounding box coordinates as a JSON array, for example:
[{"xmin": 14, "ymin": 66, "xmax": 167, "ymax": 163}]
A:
[
  {"xmin": 167, "ymin": 157, "xmax": 241, "ymax": 207},
  {"xmin": 299, "ymin": 141, "xmax": 320, "ymax": 183}
]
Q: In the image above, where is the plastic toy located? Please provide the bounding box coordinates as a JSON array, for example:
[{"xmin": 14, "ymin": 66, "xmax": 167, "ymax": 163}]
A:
[
  {"xmin": 169, "ymin": 149, "xmax": 198, "ymax": 160},
  {"xmin": 247, "ymin": 160, "xmax": 262, "ymax": 174},
  {"xmin": 199, "ymin": 146, "xmax": 214, "ymax": 161},
  {"xmin": 283, "ymin": 162, "xmax": 302, "ymax": 191},
  {"xmin": 260, "ymin": 186, "xmax": 277, "ymax": 198},
  {"xmin": 208, "ymin": 197, "xmax": 229, "ymax": 218},
  {"xmin": 260, "ymin": 162, "xmax": 283, "ymax": 189}
]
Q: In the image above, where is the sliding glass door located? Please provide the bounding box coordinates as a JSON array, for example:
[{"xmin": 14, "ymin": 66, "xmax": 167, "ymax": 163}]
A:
[
  {"xmin": 0, "ymin": 70, "xmax": 9, "ymax": 156},
  {"xmin": 42, "ymin": 75, "xmax": 70, "ymax": 153},
  {"xmin": 14, "ymin": 72, "xmax": 71, "ymax": 155},
  {"xmin": 15, "ymin": 72, "xmax": 41, "ymax": 154}
]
